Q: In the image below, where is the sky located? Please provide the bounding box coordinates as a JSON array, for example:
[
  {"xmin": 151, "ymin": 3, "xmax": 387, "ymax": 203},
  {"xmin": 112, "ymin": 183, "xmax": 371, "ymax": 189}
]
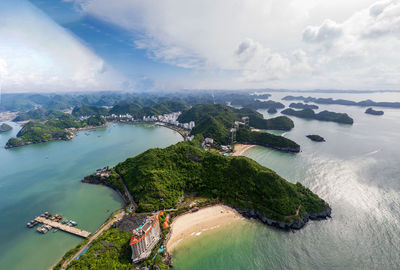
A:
[{"xmin": 1, "ymin": 0, "xmax": 400, "ymax": 92}]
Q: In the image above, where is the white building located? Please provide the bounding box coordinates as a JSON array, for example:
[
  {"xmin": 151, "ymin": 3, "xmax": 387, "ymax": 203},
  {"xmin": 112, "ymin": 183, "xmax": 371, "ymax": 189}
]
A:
[{"xmin": 130, "ymin": 215, "xmax": 161, "ymax": 263}]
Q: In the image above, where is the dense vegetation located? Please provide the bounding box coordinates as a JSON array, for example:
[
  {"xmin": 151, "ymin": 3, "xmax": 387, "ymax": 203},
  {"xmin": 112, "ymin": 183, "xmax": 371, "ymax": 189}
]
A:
[
  {"xmin": 72, "ymin": 105, "xmax": 109, "ymax": 117},
  {"xmin": 281, "ymin": 108, "xmax": 354, "ymax": 124},
  {"xmin": 283, "ymin": 96, "xmax": 400, "ymax": 109},
  {"xmin": 365, "ymin": 108, "xmax": 384, "ymax": 115},
  {"xmin": 237, "ymin": 128, "xmax": 300, "ymax": 152},
  {"xmin": 66, "ymin": 229, "xmax": 132, "ymax": 270},
  {"xmin": 0, "ymin": 123, "xmax": 12, "ymax": 132},
  {"xmin": 13, "ymin": 108, "xmax": 65, "ymax": 122},
  {"xmin": 110, "ymin": 100, "xmax": 190, "ymax": 118},
  {"xmin": 6, "ymin": 121, "xmax": 71, "ymax": 148},
  {"xmin": 114, "ymin": 141, "xmax": 328, "ymax": 221},
  {"xmin": 5, "ymin": 115, "xmax": 105, "ymax": 148},
  {"xmin": 178, "ymin": 104, "xmax": 294, "ymax": 145},
  {"xmin": 289, "ymin": 103, "xmax": 319, "ymax": 110}
]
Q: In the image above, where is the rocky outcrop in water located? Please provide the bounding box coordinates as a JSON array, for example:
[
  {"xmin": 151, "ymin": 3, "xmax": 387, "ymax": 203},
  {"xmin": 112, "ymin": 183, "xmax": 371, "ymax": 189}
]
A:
[{"xmin": 238, "ymin": 206, "xmax": 332, "ymax": 230}]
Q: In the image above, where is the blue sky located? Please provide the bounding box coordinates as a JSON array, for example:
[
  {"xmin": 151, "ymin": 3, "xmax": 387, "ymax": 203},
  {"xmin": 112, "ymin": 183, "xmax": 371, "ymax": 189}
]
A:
[
  {"xmin": 1, "ymin": 0, "xmax": 400, "ymax": 92},
  {"xmin": 30, "ymin": 0, "xmax": 192, "ymax": 90}
]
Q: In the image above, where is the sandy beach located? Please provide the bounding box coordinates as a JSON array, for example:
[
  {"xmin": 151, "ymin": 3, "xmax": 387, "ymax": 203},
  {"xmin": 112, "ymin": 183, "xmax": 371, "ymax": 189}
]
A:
[
  {"xmin": 232, "ymin": 144, "xmax": 256, "ymax": 156},
  {"xmin": 166, "ymin": 205, "xmax": 243, "ymax": 252}
]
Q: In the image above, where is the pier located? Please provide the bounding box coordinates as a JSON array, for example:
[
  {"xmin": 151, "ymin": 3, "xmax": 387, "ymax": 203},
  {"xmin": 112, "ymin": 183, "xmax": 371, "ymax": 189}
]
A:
[{"xmin": 35, "ymin": 217, "xmax": 91, "ymax": 238}]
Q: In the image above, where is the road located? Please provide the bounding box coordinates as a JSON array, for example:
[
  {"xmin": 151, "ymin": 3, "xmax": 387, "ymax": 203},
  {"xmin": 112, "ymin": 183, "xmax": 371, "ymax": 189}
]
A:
[{"xmin": 61, "ymin": 211, "xmax": 125, "ymax": 270}]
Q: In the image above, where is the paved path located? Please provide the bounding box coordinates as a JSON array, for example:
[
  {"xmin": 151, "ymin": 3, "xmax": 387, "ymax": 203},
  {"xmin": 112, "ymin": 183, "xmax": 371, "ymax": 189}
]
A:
[
  {"xmin": 35, "ymin": 217, "xmax": 91, "ymax": 238},
  {"xmin": 61, "ymin": 211, "xmax": 125, "ymax": 269}
]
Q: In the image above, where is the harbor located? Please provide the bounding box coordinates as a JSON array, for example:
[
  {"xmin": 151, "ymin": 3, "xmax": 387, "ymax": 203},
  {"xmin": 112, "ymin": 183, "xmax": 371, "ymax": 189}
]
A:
[{"xmin": 27, "ymin": 212, "xmax": 91, "ymax": 238}]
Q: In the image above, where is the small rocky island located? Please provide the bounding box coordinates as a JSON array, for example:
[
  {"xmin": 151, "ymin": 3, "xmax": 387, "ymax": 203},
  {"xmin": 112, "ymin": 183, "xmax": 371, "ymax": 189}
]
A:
[
  {"xmin": 267, "ymin": 107, "xmax": 277, "ymax": 114},
  {"xmin": 0, "ymin": 123, "xmax": 12, "ymax": 133},
  {"xmin": 365, "ymin": 108, "xmax": 384, "ymax": 116},
  {"xmin": 306, "ymin": 135, "xmax": 325, "ymax": 142}
]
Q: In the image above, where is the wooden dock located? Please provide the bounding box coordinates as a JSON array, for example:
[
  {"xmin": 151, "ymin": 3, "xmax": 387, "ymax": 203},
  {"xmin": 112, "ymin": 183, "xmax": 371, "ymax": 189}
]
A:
[{"xmin": 35, "ymin": 217, "xmax": 91, "ymax": 238}]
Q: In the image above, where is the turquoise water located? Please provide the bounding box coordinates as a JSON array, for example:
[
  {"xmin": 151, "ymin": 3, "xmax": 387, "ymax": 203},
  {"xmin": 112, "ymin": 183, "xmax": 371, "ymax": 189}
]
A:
[
  {"xmin": 0, "ymin": 123, "xmax": 182, "ymax": 270},
  {"xmin": 173, "ymin": 93, "xmax": 400, "ymax": 270}
]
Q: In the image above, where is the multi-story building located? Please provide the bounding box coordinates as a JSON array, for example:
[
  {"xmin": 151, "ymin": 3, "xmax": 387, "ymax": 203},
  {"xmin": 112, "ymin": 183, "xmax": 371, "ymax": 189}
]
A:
[{"xmin": 130, "ymin": 214, "xmax": 161, "ymax": 263}]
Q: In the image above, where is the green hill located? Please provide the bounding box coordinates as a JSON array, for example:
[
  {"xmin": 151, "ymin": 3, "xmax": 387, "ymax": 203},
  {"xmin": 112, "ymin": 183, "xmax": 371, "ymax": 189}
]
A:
[
  {"xmin": 177, "ymin": 104, "xmax": 298, "ymax": 151},
  {"xmin": 72, "ymin": 105, "xmax": 109, "ymax": 117},
  {"xmin": 6, "ymin": 121, "xmax": 72, "ymax": 148},
  {"xmin": 13, "ymin": 108, "xmax": 65, "ymax": 122},
  {"xmin": 281, "ymin": 108, "xmax": 354, "ymax": 124},
  {"xmin": 112, "ymin": 141, "xmax": 329, "ymax": 228},
  {"xmin": 5, "ymin": 116, "xmax": 105, "ymax": 148},
  {"xmin": 109, "ymin": 100, "xmax": 190, "ymax": 119}
]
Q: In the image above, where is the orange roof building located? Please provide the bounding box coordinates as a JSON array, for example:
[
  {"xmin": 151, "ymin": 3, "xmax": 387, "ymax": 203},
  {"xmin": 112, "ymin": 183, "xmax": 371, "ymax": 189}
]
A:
[{"xmin": 130, "ymin": 214, "xmax": 161, "ymax": 263}]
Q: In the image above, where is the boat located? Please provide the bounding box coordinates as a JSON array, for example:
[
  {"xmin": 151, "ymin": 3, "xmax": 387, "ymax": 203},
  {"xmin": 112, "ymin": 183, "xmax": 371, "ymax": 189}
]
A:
[
  {"xmin": 53, "ymin": 228, "xmax": 58, "ymax": 232},
  {"xmin": 37, "ymin": 225, "xmax": 50, "ymax": 234},
  {"xmin": 69, "ymin": 220, "xmax": 77, "ymax": 226},
  {"xmin": 26, "ymin": 220, "xmax": 38, "ymax": 228}
]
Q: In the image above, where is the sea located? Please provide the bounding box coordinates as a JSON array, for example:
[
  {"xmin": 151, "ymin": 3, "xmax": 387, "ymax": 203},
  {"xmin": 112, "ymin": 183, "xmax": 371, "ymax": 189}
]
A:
[
  {"xmin": 0, "ymin": 123, "xmax": 182, "ymax": 270},
  {"xmin": 173, "ymin": 92, "xmax": 400, "ymax": 270},
  {"xmin": 1, "ymin": 92, "xmax": 400, "ymax": 269}
]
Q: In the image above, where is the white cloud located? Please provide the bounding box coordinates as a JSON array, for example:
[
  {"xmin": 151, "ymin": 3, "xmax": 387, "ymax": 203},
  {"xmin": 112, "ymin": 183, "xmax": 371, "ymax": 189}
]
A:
[
  {"xmin": 1, "ymin": 0, "xmax": 394, "ymax": 90},
  {"xmin": 300, "ymin": 0, "xmax": 400, "ymax": 89},
  {"xmin": 0, "ymin": 0, "xmax": 123, "ymax": 93},
  {"xmin": 303, "ymin": 19, "xmax": 343, "ymax": 43},
  {"xmin": 67, "ymin": 0, "xmax": 400, "ymax": 90}
]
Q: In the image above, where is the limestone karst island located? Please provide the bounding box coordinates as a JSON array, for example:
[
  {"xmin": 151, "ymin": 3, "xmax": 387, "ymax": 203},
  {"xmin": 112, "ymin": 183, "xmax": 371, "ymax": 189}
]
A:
[{"xmin": 1, "ymin": 1, "xmax": 400, "ymax": 270}]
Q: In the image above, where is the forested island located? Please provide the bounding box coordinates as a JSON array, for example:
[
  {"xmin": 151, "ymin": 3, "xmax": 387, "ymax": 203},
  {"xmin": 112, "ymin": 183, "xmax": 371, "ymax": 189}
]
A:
[
  {"xmin": 268, "ymin": 107, "xmax": 277, "ymax": 114},
  {"xmin": 289, "ymin": 103, "xmax": 319, "ymax": 110},
  {"xmin": 281, "ymin": 108, "xmax": 354, "ymax": 125},
  {"xmin": 93, "ymin": 140, "xmax": 331, "ymax": 228},
  {"xmin": 283, "ymin": 96, "xmax": 400, "ymax": 109},
  {"xmin": 5, "ymin": 115, "xmax": 105, "ymax": 148},
  {"xmin": 365, "ymin": 108, "xmax": 384, "ymax": 115},
  {"xmin": 178, "ymin": 104, "xmax": 300, "ymax": 152},
  {"xmin": 306, "ymin": 135, "xmax": 325, "ymax": 142},
  {"xmin": 0, "ymin": 123, "xmax": 12, "ymax": 132}
]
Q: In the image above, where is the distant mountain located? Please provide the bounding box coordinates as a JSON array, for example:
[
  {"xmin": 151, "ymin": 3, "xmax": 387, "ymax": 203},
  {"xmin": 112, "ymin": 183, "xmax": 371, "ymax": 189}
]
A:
[{"xmin": 283, "ymin": 96, "xmax": 400, "ymax": 109}]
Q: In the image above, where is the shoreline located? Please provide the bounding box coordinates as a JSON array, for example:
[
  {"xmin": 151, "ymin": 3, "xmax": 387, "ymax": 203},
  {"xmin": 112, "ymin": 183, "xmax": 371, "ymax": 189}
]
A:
[
  {"xmin": 166, "ymin": 205, "xmax": 243, "ymax": 253},
  {"xmin": 232, "ymin": 144, "xmax": 256, "ymax": 156},
  {"xmin": 118, "ymin": 121, "xmax": 188, "ymax": 140}
]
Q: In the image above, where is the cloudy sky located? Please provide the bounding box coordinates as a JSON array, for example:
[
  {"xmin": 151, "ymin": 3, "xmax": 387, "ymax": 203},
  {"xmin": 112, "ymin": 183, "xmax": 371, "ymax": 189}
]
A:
[{"xmin": 1, "ymin": 0, "xmax": 400, "ymax": 92}]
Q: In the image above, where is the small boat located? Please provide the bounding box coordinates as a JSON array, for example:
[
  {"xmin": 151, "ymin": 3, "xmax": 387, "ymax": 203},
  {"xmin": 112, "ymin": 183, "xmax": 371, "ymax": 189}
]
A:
[
  {"xmin": 69, "ymin": 220, "xmax": 78, "ymax": 226},
  {"xmin": 27, "ymin": 220, "xmax": 37, "ymax": 228},
  {"xmin": 53, "ymin": 228, "xmax": 58, "ymax": 232}
]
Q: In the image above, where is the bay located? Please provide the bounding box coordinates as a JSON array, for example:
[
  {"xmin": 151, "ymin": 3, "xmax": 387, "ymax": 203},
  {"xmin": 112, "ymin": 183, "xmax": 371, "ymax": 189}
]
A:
[{"xmin": 0, "ymin": 123, "xmax": 182, "ymax": 270}]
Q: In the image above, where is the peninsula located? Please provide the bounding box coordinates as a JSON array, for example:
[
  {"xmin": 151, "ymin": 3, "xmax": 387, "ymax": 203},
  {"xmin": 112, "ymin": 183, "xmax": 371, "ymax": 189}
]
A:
[
  {"xmin": 281, "ymin": 108, "xmax": 354, "ymax": 125},
  {"xmin": 111, "ymin": 140, "xmax": 330, "ymax": 227},
  {"xmin": 5, "ymin": 115, "xmax": 105, "ymax": 148}
]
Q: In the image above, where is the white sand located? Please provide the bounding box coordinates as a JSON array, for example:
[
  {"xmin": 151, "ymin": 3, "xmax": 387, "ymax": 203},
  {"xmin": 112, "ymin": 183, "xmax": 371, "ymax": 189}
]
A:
[{"xmin": 166, "ymin": 205, "xmax": 242, "ymax": 252}]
